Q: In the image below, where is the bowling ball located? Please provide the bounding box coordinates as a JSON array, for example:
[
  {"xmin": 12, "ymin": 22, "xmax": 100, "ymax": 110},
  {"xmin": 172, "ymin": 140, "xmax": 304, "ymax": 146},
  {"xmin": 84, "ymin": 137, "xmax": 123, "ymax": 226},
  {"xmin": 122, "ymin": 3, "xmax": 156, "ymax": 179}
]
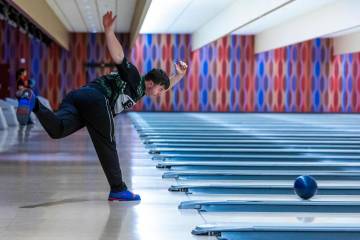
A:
[{"xmin": 294, "ymin": 175, "xmax": 318, "ymax": 200}]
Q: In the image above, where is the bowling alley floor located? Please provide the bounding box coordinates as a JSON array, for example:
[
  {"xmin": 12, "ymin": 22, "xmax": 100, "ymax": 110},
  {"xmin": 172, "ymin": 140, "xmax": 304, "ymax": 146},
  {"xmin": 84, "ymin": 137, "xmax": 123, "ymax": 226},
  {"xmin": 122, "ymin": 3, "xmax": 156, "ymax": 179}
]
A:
[
  {"xmin": 2, "ymin": 113, "xmax": 360, "ymax": 240},
  {"xmin": 0, "ymin": 114, "xmax": 213, "ymax": 240}
]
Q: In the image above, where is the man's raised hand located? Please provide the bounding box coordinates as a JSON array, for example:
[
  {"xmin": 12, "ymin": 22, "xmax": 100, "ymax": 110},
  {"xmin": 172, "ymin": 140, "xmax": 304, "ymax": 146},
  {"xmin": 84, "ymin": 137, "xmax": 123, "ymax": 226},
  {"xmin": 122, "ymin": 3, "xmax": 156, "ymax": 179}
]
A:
[{"xmin": 103, "ymin": 11, "xmax": 117, "ymax": 33}]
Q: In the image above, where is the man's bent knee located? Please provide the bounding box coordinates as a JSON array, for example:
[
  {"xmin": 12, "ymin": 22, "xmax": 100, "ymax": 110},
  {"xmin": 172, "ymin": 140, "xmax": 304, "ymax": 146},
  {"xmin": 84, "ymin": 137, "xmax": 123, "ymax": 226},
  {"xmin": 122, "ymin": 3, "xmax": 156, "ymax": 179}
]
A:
[{"xmin": 47, "ymin": 129, "xmax": 64, "ymax": 139}]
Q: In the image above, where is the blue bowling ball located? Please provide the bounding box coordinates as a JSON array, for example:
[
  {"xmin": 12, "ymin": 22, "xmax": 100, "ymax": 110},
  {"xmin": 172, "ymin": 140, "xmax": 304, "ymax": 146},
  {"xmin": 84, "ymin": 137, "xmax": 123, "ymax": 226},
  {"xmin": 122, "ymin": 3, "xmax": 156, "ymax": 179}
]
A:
[{"xmin": 294, "ymin": 175, "xmax": 318, "ymax": 200}]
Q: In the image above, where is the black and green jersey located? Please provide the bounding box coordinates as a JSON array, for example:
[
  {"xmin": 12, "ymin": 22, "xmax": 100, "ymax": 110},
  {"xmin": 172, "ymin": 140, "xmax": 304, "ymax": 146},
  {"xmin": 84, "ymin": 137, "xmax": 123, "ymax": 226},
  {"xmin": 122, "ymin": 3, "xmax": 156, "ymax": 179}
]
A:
[{"xmin": 88, "ymin": 58, "xmax": 145, "ymax": 114}]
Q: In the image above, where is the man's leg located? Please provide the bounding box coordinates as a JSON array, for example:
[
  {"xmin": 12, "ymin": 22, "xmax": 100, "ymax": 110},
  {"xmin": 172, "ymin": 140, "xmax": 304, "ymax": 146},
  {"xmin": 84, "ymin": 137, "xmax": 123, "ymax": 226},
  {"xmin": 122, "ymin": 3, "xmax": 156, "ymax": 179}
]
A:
[
  {"xmin": 19, "ymin": 87, "xmax": 139, "ymax": 200},
  {"xmin": 34, "ymin": 91, "xmax": 84, "ymax": 139},
  {"xmin": 86, "ymin": 125, "xmax": 127, "ymax": 192},
  {"xmin": 71, "ymin": 87, "xmax": 133, "ymax": 196}
]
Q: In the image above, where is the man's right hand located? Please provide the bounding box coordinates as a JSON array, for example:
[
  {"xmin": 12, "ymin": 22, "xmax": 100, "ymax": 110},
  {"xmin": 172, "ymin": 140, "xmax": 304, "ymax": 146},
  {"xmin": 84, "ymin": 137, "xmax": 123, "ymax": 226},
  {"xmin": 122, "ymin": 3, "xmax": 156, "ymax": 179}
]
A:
[{"xmin": 103, "ymin": 11, "xmax": 117, "ymax": 33}]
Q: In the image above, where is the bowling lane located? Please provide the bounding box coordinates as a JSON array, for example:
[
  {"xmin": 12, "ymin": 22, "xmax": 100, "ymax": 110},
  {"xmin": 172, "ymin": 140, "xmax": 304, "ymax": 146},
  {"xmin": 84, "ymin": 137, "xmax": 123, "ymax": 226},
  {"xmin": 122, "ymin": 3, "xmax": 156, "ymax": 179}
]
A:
[
  {"xmin": 157, "ymin": 161, "xmax": 360, "ymax": 171},
  {"xmin": 131, "ymin": 112, "xmax": 360, "ymax": 239}
]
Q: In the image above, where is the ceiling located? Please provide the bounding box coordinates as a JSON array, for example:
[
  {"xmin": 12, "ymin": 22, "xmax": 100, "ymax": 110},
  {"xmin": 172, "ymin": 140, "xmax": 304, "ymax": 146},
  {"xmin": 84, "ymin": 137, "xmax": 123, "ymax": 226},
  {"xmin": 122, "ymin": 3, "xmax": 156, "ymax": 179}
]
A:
[
  {"xmin": 45, "ymin": 0, "xmax": 360, "ymax": 53},
  {"xmin": 46, "ymin": 0, "xmax": 137, "ymax": 33},
  {"xmin": 46, "ymin": 0, "xmax": 359, "ymax": 37},
  {"xmin": 325, "ymin": 25, "xmax": 360, "ymax": 38},
  {"xmin": 232, "ymin": 0, "xmax": 337, "ymax": 35},
  {"xmin": 140, "ymin": 0, "xmax": 236, "ymax": 33}
]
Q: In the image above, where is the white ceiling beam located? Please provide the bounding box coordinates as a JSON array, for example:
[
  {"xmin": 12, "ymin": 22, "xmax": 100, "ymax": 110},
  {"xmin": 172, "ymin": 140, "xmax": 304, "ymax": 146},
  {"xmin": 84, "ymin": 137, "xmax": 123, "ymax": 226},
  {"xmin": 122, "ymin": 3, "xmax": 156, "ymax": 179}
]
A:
[
  {"xmin": 333, "ymin": 31, "xmax": 360, "ymax": 55},
  {"xmin": 129, "ymin": 0, "xmax": 152, "ymax": 48},
  {"xmin": 51, "ymin": 0, "xmax": 88, "ymax": 32},
  {"xmin": 75, "ymin": 0, "xmax": 100, "ymax": 33},
  {"xmin": 191, "ymin": 0, "xmax": 293, "ymax": 51},
  {"xmin": 255, "ymin": 0, "xmax": 360, "ymax": 53}
]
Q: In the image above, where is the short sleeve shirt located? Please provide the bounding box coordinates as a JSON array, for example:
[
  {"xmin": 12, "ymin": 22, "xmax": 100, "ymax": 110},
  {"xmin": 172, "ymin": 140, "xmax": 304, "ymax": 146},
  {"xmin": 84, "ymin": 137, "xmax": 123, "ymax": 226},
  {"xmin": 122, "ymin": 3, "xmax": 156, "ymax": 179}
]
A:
[{"xmin": 87, "ymin": 58, "xmax": 146, "ymax": 114}]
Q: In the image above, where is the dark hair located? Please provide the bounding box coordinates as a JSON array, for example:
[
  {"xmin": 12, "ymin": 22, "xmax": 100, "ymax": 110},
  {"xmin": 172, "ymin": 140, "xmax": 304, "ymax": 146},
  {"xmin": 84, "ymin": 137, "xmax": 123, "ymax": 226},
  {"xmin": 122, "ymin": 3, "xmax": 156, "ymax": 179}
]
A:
[
  {"xmin": 16, "ymin": 68, "xmax": 27, "ymax": 79},
  {"xmin": 144, "ymin": 68, "xmax": 170, "ymax": 89}
]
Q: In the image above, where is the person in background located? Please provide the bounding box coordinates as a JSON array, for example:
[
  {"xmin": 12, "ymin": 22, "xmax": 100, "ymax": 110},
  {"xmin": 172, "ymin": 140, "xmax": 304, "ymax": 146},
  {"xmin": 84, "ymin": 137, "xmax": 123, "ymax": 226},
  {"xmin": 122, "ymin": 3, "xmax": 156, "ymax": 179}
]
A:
[
  {"xmin": 15, "ymin": 68, "xmax": 34, "ymax": 125},
  {"xmin": 16, "ymin": 68, "xmax": 28, "ymax": 98}
]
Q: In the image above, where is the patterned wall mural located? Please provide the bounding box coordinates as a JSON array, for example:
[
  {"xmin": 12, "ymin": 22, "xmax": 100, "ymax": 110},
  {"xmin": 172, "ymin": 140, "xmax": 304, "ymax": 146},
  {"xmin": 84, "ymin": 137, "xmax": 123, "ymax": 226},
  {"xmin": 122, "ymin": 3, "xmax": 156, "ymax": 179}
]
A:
[
  {"xmin": 1, "ymin": 19, "xmax": 360, "ymax": 112},
  {"xmin": 132, "ymin": 34, "xmax": 360, "ymax": 112}
]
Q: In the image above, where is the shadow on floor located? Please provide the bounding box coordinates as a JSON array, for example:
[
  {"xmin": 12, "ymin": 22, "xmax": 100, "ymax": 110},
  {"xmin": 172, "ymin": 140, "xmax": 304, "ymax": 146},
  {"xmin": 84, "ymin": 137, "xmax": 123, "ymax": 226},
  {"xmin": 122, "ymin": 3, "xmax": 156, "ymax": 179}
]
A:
[{"xmin": 19, "ymin": 197, "xmax": 140, "ymax": 208}]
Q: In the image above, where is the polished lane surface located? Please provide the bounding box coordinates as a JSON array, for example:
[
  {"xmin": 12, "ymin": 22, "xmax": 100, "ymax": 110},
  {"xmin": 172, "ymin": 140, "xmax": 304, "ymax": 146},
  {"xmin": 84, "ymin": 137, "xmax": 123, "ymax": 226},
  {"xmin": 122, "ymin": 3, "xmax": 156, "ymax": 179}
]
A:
[{"xmin": 0, "ymin": 115, "xmax": 211, "ymax": 240}]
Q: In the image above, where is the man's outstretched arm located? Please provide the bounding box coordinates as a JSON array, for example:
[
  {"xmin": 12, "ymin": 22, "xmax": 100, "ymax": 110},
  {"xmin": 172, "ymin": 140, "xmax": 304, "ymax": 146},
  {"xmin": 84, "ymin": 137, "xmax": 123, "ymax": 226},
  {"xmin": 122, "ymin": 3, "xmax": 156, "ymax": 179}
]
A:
[
  {"xmin": 103, "ymin": 11, "xmax": 124, "ymax": 64},
  {"xmin": 166, "ymin": 61, "xmax": 188, "ymax": 91}
]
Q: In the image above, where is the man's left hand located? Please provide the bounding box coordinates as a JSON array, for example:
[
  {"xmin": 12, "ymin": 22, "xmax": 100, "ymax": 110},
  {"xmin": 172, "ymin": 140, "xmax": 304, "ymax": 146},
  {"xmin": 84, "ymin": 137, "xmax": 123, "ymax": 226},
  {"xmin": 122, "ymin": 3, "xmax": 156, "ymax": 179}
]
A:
[{"xmin": 175, "ymin": 61, "xmax": 188, "ymax": 76}]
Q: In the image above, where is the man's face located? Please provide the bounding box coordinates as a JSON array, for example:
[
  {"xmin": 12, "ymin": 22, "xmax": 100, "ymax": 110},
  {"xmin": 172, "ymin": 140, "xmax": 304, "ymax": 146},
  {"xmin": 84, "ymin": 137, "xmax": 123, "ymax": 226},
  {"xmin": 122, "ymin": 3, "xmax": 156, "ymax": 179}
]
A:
[{"xmin": 145, "ymin": 80, "xmax": 165, "ymax": 97}]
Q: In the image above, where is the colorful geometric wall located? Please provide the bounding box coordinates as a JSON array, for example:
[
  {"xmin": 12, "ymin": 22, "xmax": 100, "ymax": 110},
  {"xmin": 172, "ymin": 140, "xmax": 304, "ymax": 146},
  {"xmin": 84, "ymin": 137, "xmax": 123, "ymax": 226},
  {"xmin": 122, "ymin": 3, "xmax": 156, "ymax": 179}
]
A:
[
  {"xmin": 1, "ymin": 19, "xmax": 360, "ymax": 112},
  {"xmin": 0, "ymin": 19, "xmax": 74, "ymax": 108},
  {"xmin": 131, "ymin": 34, "xmax": 360, "ymax": 112}
]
